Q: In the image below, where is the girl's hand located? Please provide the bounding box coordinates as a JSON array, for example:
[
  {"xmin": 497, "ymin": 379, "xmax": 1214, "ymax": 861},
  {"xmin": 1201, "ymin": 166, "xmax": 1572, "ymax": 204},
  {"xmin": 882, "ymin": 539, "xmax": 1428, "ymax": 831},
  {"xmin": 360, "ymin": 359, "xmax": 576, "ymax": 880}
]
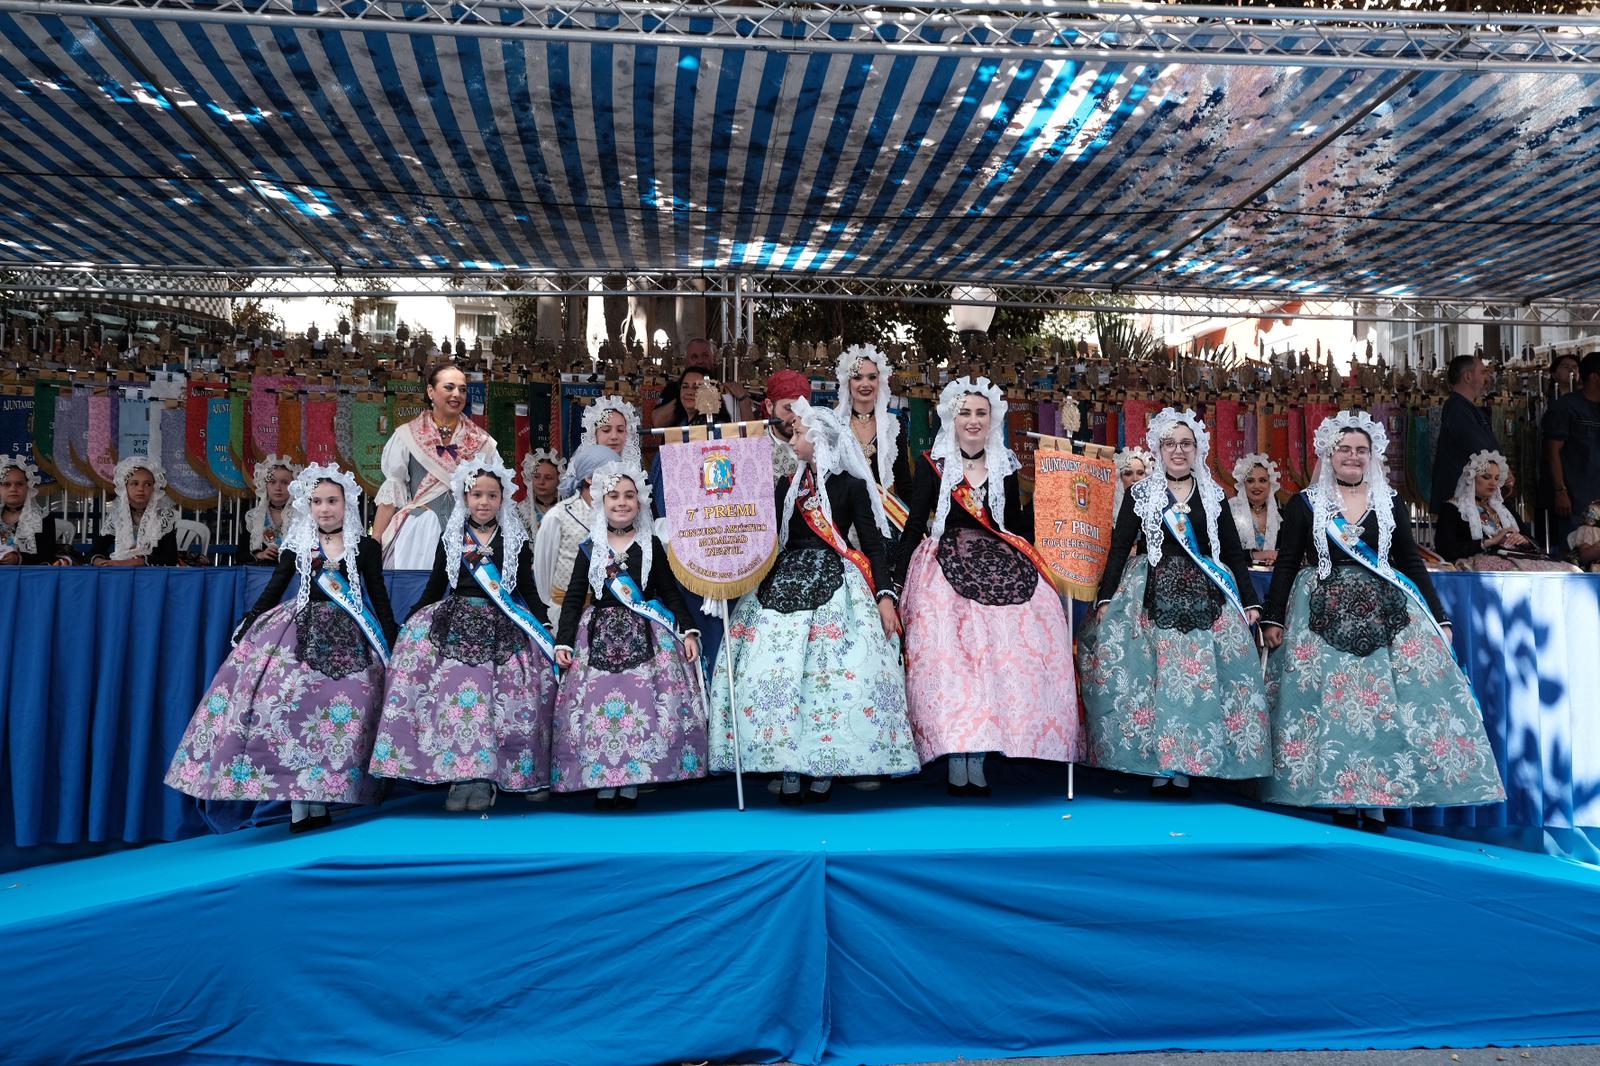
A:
[
  {"xmin": 683, "ymin": 634, "xmax": 701, "ymax": 664},
  {"xmin": 556, "ymin": 648, "xmax": 575, "ymax": 669},
  {"xmin": 1262, "ymin": 625, "xmax": 1284, "ymax": 650},
  {"xmin": 878, "ymin": 597, "xmax": 902, "ymax": 639},
  {"xmin": 1095, "ymin": 603, "xmax": 1109, "ymax": 624}
]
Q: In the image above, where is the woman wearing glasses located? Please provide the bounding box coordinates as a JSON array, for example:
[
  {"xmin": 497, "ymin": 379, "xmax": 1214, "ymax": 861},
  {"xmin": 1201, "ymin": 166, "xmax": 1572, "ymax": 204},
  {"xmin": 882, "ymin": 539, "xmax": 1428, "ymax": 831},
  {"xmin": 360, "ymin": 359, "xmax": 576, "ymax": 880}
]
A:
[
  {"xmin": 1259, "ymin": 411, "xmax": 1503, "ymax": 832},
  {"xmin": 1078, "ymin": 408, "xmax": 1271, "ymax": 798}
]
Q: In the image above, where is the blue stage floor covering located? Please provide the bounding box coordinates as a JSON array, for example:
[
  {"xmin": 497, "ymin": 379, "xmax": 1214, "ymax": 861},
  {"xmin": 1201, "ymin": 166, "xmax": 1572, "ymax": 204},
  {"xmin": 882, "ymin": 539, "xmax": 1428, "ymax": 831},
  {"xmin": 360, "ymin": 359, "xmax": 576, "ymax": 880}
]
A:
[{"xmin": 4, "ymin": 772, "xmax": 1600, "ymax": 1066}]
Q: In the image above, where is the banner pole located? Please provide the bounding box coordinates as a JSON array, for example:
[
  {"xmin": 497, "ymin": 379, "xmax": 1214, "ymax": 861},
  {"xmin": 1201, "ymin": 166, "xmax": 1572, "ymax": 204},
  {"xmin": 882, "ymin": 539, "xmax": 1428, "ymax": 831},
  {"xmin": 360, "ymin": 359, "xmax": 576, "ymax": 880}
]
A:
[{"xmin": 723, "ymin": 612, "xmax": 745, "ymax": 812}]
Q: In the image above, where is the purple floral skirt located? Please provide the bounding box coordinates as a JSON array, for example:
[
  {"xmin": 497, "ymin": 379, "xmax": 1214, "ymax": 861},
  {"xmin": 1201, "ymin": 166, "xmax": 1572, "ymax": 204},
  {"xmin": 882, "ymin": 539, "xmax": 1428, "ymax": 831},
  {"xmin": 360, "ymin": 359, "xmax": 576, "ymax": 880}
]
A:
[
  {"xmin": 551, "ymin": 604, "xmax": 708, "ymax": 792},
  {"xmin": 371, "ymin": 597, "xmax": 559, "ymax": 791},
  {"xmin": 165, "ymin": 602, "xmax": 384, "ymax": 803}
]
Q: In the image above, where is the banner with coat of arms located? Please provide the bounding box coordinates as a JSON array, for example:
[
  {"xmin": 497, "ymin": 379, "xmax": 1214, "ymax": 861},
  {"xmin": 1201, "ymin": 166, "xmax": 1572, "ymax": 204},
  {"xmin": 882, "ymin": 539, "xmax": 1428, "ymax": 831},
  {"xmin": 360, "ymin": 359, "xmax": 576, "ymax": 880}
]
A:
[
  {"xmin": 660, "ymin": 428, "xmax": 779, "ymax": 600},
  {"xmin": 1031, "ymin": 440, "xmax": 1117, "ymax": 602}
]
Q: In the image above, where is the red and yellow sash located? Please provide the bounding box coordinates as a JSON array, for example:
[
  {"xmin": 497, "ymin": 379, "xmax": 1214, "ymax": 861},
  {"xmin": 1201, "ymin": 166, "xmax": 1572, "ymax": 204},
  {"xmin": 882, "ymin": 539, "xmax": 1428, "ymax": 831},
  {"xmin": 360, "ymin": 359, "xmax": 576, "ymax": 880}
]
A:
[
  {"xmin": 880, "ymin": 483, "xmax": 909, "ymax": 531},
  {"xmin": 927, "ymin": 453, "xmax": 1055, "ymax": 584},
  {"xmin": 797, "ymin": 485, "xmax": 876, "ymax": 590}
]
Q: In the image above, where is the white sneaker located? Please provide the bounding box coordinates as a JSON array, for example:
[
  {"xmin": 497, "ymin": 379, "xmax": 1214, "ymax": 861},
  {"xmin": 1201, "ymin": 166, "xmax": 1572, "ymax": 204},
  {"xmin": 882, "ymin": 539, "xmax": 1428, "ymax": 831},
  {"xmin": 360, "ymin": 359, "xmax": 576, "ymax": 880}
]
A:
[{"xmin": 851, "ymin": 779, "xmax": 883, "ymax": 792}]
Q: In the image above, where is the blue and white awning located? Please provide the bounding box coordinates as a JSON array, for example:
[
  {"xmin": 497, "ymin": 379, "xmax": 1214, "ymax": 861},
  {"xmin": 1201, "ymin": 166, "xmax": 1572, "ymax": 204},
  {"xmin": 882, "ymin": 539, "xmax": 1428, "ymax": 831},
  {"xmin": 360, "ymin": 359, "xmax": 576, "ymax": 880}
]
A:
[{"xmin": 4, "ymin": 4, "xmax": 1600, "ymax": 301}]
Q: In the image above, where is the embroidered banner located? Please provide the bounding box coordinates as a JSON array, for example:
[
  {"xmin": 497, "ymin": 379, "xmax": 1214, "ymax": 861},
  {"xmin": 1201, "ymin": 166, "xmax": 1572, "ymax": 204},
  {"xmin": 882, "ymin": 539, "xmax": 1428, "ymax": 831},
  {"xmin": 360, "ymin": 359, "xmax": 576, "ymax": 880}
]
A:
[
  {"xmin": 119, "ymin": 389, "xmax": 151, "ymax": 460},
  {"xmin": 0, "ymin": 393, "xmax": 34, "ymax": 464},
  {"xmin": 155, "ymin": 401, "xmax": 216, "ymax": 507},
  {"xmin": 1032, "ymin": 441, "xmax": 1118, "ymax": 601},
  {"xmin": 303, "ymin": 389, "xmax": 340, "ymax": 466},
  {"xmin": 207, "ymin": 395, "xmax": 250, "ymax": 497},
  {"xmin": 559, "ymin": 377, "xmax": 604, "ymax": 454},
  {"xmin": 51, "ymin": 389, "xmax": 98, "ymax": 496},
  {"xmin": 347, "ymin": 396, "xmax": 389, "ymax": 496},
  {"xmin": 660, "ymin": 431, "xmax": 779, "ymax": 600}
]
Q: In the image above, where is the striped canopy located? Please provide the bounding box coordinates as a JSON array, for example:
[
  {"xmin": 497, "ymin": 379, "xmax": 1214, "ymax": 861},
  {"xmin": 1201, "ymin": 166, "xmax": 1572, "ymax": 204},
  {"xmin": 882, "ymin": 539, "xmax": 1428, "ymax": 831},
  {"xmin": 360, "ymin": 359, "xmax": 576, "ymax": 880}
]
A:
[{"xmin": 3, "ymin": 8, "xmax": 1600, "ymax": 302}]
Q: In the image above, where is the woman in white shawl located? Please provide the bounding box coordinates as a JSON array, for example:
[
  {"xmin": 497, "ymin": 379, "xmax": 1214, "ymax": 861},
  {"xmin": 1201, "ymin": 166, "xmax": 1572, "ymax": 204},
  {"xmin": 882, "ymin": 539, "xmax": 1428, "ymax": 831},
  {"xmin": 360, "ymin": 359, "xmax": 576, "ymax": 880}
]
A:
[{"xmin": 90, "ymin": 456, "xmax": 180, "ymax": 567}]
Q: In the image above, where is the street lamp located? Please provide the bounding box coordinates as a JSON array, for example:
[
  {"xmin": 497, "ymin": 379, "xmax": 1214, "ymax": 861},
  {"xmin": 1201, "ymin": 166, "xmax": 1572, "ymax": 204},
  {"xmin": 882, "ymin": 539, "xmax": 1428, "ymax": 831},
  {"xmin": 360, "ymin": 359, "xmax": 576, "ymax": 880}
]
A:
[{"xmin": 950, "ymin": 286, "xmax": 997, "ymax": 352}]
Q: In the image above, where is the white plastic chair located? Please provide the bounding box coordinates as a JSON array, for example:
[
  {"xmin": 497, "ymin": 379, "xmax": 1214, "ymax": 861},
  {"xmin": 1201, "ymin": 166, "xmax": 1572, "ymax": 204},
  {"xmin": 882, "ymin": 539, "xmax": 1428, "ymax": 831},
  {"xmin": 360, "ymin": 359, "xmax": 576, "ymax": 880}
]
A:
[{"xmin": 175, "ymin": 519, "xmax": 212, "ymax": 556}]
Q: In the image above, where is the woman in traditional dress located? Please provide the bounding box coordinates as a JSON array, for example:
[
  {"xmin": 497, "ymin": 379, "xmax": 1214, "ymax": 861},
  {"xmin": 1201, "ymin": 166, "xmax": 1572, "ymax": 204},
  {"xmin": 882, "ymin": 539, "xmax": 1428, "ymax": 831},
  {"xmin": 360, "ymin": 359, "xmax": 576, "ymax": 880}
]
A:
[
  {"xmin": 238, "ymin": 454, "xmax": 302, "ymax": 565},
  {"xmin": 0, "ymin": 455, "xmax": 71, "ymax": 566},
  {"xmin": 373, "ymin": 363, "xmax": 500, "ymax": 569},
  {"xmin": 895, "ymin": 376, "xmax": 1082, "ymax": 796},
  {"xmin": 372, "ymin": 457, "xmax": 560, "ymax": 811},
  {"xmin": 1261, "ymin": 411, "xmax": 1505, "ymax": 831},
  {"xmin": 1078, "ymin": 409, "xmax": 1270, "ymax": 797},
  {"xmin": 90, "ymin": 455, "xmax": 180, "ymax": 567},
  {"xmin": 1436, "ymin": 450, "xmax": 1569, "ymax": 572},
  {"xmin": 1113, "ymin": 446, "xmax": 1153, "ymax": 519},
  {"xmin": 835, "ymin": 344, "xmax": 911, "ymax": 536},
  {"xmin": 552, "ymin": 462, "xmax": 705, "ymax": 810},
  {"xmin": 165, "ymin": 464, "xmax": 399, "ymax": 832},
  {"xmin": 518, "ymin": 448, "xmax": 564, "ymax": 539},
  {"xmin": 581, "ymin": 395, "xmax": 643, "ymax": 468},
  {"xmin": 710, "ymin": 400, "xmax": 920, "ymax": 804},
  {"xmin": 1228, "ymin": 453, "xmax": 1282, "ymax": 567},
  {"xmin": 533, "ymin": 442, "xmax": 623, "ymax": 632}
]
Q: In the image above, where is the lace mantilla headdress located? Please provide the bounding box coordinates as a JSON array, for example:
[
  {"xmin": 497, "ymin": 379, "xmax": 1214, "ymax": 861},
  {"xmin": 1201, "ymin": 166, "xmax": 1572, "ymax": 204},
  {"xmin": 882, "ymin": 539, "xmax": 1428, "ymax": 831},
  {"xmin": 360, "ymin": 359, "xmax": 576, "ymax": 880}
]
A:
[
  {"xmin": 280, "ymin": 463, "xmax": 366, "ymax": 610},
  {"xmin": 0, "ymin": 453, "xmax": 46, "ymax": 552},
  {"xmin": 109, "ymin": 455, "xmax": 177, "ymax": 561},
  {"xmin": 929, "ymin": 376, "xmax": 1019, "ymax": 540},
  {"xmin": 833, "ymin": 344, "xmax": 901, "ymax": 489},
  {"xmin": 1228, "ymin": 452, "xmax": 1282, "ymax": 550},
  {"xmin": 1131, "ymin": 408, "xmax": 1225, "ymax": 568},
  {"xmin": 782, "ymin": 399, "xmax": 892, "ymax": 548},
  {"xmin": 245, "ymin": 454, "xmax": 303, "ymax": 552},
  {"xmin": 1307, "ymin": 410, "xmax": 1395, "ymax": 580},
  {"xmin": 519, "ymin": 447, "xmax": 566, "ymax": 529},
  {"xmin": 444, "ymin": 457, "xmax": 530, "ymax": 593},
  {"xmin": 582, "ymin": 396, "xmax": 642, "ymax": 468},
  {"xmin": 585, "ymin": 461, "xmax": 654, "ymax": 599},
  {"xmin": 1112, "ymin": 446, "xmax": 1154, "ymax": 518},
  {"xmin": 1449, "ymin": 449, "xmax": 1518, "ymax": 542}
]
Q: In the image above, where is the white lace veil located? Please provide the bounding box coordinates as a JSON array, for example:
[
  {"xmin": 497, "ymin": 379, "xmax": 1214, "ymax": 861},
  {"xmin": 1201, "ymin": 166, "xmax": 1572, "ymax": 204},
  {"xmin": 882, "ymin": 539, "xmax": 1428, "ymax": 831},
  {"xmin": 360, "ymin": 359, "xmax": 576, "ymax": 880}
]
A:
[
  {"xmin": 109, "ymin": 455, "xmax": 177, "ymax": 561},
  {"xmin": 833, "ymin": 344, "xmax": 901, "ymax": 489},
  {"xmin": 1307, "ymin": 410, "xmax": 1395, "ymax": 580},
  {"xmin": 585, "ymin": 461, "xmax": 654, "ymax": 599},
  {"xmin": 1449, "ymin": 448, "xmax": 1518, "ymax": 542},
  {"xmin": 280, "ymin": 463, "xmax": 366, "ymax": 610},
  {"xmin": 0, "ymin": 453, "xmax": 45, "ymax": 551},
  {"xmin": 781, "ymin": 398, "xmax": 892, "ymax": 548},
  {"xmin": 582, "ymin": 396, "xmax": 642, "ymax": 468},
  {"xmin": 1132, "ymin": 408, "xmax": 1226, "ymax": 568},
  {"xmin": 245, "ymin": 454, "xmax": 302, "ymax": 551},
  {"xmin": 1113, "ymin": 446, "xmax": 1154, "ymax": 518},
  {"xmin": 928, "ymin": 376, "xmax": 1019, "ymax": 540},
  {"xmin": 444, "ymin": 457, "xmax": 530, "ymax": 592},
  {"xmin": 1228, "ymin": 452, "xmax": 1282, "ymax": 550}
]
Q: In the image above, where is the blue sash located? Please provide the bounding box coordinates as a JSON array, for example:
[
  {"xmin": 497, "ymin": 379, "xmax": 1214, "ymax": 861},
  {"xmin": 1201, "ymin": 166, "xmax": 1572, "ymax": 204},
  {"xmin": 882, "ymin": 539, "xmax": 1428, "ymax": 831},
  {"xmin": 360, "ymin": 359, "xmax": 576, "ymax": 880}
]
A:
[
  {"xmin": 466, "ymin": 549, "xmax": 561, "ymax": 673},
  {"xmin": 579, "ymin": 540, "xmax": 683, "ymax": 645},
  {"xmin": 314, "ymin": 563, "xmax": 390, "ymax": 663},
  {"xmin": 1162, "ymin": 505, "xmax": 1249, "ymax": 623},
  {"xmin": 1325, "ymin": 509, "xmax": 1451, "ymax": 647}
]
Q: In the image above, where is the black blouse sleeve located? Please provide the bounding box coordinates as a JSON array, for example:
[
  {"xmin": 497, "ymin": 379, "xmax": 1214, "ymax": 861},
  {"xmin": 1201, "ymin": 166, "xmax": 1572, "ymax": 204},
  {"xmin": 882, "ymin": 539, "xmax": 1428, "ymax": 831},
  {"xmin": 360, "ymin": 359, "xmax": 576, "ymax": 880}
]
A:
[
  {"xmin": 245, "ymin": 549, "xmax": 298, "ymax": 619},
  {"xmin": 1263, "ymin": 495, "xmax": 1312, "ymax": 627},
  {"xmin": 1095, "ymin": 494, "xmax": 1143, "ymax": 606},
  {"xmin": 20, "ymin": 522, "xmax": 59, "ymax": 566},
  {"xmin": 1215, "ymin": 505, "xmax": 1260, "ymax": 611},
  {"xmin": 646, "ymin": 537, "xmax": 694, "ymax": 632},
  {"xmin": 843, "ymin": 475, "xmax": 892, "ymax": 597},
  {"xmin": 1434, "ymin": 505, "xmax": 1476, "ymax": 562},
  {"xmin": 90, "ymin": 532, "xmax": 113, "ymax": 562},
  {"xmin": 893, "ymin": 454, "xmax": 940, "ymax": 588},
  {"xmin": 891, "ymin": 442, "xmax": 913, "ymax": 501},
  {"xmin": 1391, "ymin": 514, "xmax": 1449, "ymax": 625},
  {"xmin": 515, "ymin": 543, "xmax": 549, "ymax": 626},
  {"xmin": 556, "ymin": 543, "xmax": 593, "ymax": 648},
  {"xmin": 1003, "ymin": 470, "xmax": 1033, "ymax": 540},
  {"xmin": 412, "ymin": 540, "xmax": 451, "ymax": 615},
  {"xmin": 150, "ymin": 530, "xmax": 180, "ymax": 567},
  {"xmin": 357, "ymin": 538, "xmax": 399, "ymax": 644}
]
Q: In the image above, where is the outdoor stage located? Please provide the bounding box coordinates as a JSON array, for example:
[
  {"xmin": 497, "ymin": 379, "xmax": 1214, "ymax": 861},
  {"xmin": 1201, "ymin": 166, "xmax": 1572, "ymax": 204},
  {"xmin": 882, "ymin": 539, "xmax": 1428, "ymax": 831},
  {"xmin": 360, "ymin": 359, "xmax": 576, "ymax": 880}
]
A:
[{"xmin": 4, "ymin": 772, "xmax": 1599, "ymax": 1066}]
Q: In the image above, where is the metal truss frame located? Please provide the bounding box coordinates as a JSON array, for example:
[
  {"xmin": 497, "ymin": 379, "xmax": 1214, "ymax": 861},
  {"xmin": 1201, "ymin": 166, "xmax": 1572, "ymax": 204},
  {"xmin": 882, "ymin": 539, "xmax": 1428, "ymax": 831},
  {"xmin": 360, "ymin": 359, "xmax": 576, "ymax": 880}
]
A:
[
  {"xmin": 7, "ymin": 267, "xmax": 1600, "ymax": 329},
  {"xmin": 4, "ymin": 0, "xmax": 1600, "ymax": 72}
]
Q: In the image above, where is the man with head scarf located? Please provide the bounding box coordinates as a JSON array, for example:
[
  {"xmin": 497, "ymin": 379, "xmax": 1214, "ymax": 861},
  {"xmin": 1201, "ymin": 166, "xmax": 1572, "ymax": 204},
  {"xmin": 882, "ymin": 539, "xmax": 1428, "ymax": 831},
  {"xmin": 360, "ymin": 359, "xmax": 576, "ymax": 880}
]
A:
[{"xmin": 762, "ymin": 369, "xmax": 813, "ymax": 481}]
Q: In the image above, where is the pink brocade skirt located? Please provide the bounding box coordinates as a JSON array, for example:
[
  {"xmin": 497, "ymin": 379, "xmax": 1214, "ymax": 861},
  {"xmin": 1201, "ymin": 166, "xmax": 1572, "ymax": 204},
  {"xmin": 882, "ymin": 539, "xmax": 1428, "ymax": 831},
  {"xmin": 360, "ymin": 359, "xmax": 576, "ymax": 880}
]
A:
[{"xmin": 900, "ymin": 537, "xmax": 1084, "ymax": 764}]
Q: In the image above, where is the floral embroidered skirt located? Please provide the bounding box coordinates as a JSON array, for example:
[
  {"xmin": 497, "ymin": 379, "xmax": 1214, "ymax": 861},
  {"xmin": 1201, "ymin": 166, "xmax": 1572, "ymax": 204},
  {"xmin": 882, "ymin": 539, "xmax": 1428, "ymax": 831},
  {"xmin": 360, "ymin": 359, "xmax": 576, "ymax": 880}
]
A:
[
  {"xmin": 708, "ymin": 547, "xmax": 920, "ymax": 777},
  {"xmin": 901, "ymin": 532, "xmax": 1084, "ymax": 764},
  {"xmin": 370, "ymin": 597, "xmax": 558, "ymax": 791},
  {"xmin": 550, "ymin": 603, "xmax": 708, "ymax": 792},
  {"xmin": 1261, "ymin": 567, "xmax": 1505, "ymax": 808},
  {"xmin": 1077, "ymin": 558, "xmax": 1270, "ymax": 780},
  {"xmin": 165, "ymin": 601, "xmax": 384, "ymax": 804}
]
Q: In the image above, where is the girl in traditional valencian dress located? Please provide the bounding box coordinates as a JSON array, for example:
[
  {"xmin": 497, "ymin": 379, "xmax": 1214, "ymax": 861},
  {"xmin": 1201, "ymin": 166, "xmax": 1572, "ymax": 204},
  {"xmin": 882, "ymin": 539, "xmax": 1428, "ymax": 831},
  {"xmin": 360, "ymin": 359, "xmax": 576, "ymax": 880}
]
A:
[
  {"xmin": 90, "ymin": 456, "xmax": 180, "ymax": 567},
  {"xmin": 519, "ymin": 448, "xmax": 564, "ymax": 539},
  {"xmin": 895, "ymin": 376, "xmax": 1083, "ymax": 796},
  {"xmin": 372, "ymin": 457, "xmax": 561, "ymax": 812},
  {"xmin": 1078, "ymin": 408, "xmax": 1270, "ymax": 798},
  {"xmin": 533, "ymin": 443, "xmax": 625, "ymax": 633},
  {"xmin": 710, "ymin": 400, "xmax": 920, "ymax": 804},
  {"xmin": 239, "ymin": 455, "xmax": 302, "ymax": 565},
  {"xmin": 1261, "ymin": 411, "xmax": 1505, "ymax": 831},
  {"xmin": 166, "ymin": 464, "xmax": 398, "ymax": 832},
  {"xmin": 552, "ymin": 462, "xmax": 707, "ymax": 809},
  {"xmin": 0, "ymin": 455, "xmax": 71, "ymax": 566}
]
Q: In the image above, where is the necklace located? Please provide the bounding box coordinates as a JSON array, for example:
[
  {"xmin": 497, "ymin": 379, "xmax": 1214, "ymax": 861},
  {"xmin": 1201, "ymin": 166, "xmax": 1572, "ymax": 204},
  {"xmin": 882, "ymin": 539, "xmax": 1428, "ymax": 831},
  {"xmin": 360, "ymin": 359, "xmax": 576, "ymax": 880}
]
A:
[
  {"xmin": 1336, "ymin": 477, "xmax": 1364, "ymax": 488},
  {"xmin": 1167, "ymin": 473, "xmax": 1194, "ymax": 483},
  {"xmin": 851, "ymin": 409, "xmax": 875, "ymax": 423},
  {"xmin": 960, "ymin": 448, "xmax": 986, "ymax": 464},
  {"xmin": 468, "ymin": 517, "xmax": 497, "ymax": 532},
  {"xmin": 435, "ymin": 412, "xmax": 459, "ymax": 443},
  {"xmin": 607, "ymin": 524, "xmax": 633, "ymax": 535}
]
